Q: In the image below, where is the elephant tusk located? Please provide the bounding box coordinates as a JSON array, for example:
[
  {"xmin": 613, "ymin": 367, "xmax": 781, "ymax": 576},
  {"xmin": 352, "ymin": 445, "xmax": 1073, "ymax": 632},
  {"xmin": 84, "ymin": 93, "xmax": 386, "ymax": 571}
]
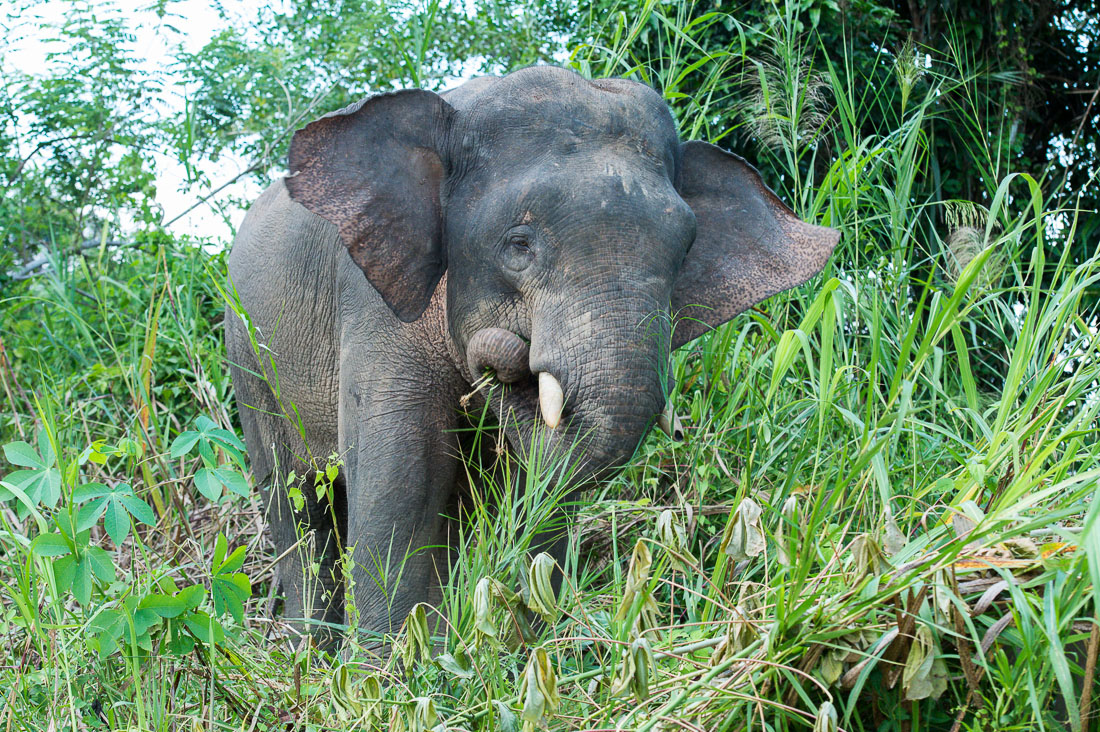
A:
[
  {"xmin": 538, "ymin": 372, "xmax": 564, "ymax": 430},
  {"xmin": 657, "ymin": 405, "xmax": 684, "ymax": 442}
]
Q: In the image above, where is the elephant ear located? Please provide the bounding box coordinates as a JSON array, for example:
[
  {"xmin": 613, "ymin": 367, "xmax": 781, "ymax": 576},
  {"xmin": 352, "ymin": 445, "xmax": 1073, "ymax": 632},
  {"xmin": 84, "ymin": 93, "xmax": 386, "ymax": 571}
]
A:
[
  {"xmin": 286, "ymin": 90, "xmax": 456, "ymax": 322},
  {"xmin": 671, "ymin": 141, "xmax": 839, "ymax": 349}
]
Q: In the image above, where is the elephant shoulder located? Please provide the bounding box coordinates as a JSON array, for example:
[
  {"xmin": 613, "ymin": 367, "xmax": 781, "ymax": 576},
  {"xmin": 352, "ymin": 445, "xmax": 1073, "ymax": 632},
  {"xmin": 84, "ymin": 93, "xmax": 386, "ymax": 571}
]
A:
[{"xmin": 231, "ymin": 178, "xmax": 339, "ymax": 265}]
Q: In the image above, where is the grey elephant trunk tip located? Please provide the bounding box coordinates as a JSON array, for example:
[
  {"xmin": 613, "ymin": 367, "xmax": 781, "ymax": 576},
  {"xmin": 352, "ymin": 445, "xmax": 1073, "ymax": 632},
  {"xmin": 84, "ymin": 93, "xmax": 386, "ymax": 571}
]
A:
[{"xmin": 465, "ymin": 327, "xmax": 530, "ymax": 383}]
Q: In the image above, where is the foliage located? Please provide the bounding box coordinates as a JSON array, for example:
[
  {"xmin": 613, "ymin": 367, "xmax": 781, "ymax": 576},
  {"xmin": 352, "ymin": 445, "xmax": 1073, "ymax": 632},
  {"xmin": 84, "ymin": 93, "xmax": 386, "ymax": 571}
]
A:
[
  {"xmin": 0, "ymin": 0, "xmax": 163, "ymax": 277},
  {"xmin": 567, "ymin": 0, "xmax": 1100, "ymax": 263},
  {"xmin": 1, "ymin": 0, "xmax": 1098, "ymax": 730}
]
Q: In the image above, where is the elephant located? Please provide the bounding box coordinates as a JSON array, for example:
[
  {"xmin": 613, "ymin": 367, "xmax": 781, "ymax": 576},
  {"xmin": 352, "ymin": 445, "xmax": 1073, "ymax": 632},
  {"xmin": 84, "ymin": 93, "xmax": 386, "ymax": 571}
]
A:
[{"xmin": 225, "ymin": 64, "xmax": 838, "ymax": 640}]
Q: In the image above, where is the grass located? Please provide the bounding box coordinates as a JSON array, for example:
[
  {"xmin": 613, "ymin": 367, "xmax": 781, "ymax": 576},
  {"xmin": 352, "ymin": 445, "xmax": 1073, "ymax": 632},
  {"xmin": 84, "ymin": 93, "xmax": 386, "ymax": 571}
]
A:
[{"xmin": 1, "ymin": 2, "xmax": 1099, "ymax": 730}]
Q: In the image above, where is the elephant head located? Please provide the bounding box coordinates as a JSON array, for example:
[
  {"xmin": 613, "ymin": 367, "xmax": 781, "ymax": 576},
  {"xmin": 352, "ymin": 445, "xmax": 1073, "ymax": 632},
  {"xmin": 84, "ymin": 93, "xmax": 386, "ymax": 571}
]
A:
[{"xmin": 284, "ymin": 66, "xmax": 838, "ymax": 479}]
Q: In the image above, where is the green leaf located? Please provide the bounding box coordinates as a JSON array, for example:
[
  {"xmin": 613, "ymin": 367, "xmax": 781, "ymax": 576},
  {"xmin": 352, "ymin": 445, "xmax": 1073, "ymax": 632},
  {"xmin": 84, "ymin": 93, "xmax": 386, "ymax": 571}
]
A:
[
  {"xmin": 72, "ymin": 482, "xmax": 112, "ymax": 502},
  {"xmin": 52, "ymin": 555, "xmax": 76, "ymax": 592},
  {"xmin": 210, "ymin": 428, "xmax": 246, "ymax": 452},
  {"xmin": 170, "ymin": 431, "xmax": 201, "ymax": 458},
  {"xmin": 73, "ymin": 483, "xmax": 153, "ymax": 544},
  {"xmin": 216, "ymin": 468, "xmax": 249, "ymax": 498},
  {"xmin": 72, "ymin": 555, "xmax": 94, "ymax": 606},
  {"xmin": 215, "ymin": 544, "xmax": 247, "ymax": 575},
  {"xmin": 133, "ymin": 608, "xmax": 160, "ymax": 638},
  {"xmin": 492, "ymin": 700, "xmax": 520, "ymax": 732},
  {"xmin": 140, "ymin": 585, "xmax": 205, "ymax": 618},
  {"xmin": 436, "ymin": 652, "xmax": 474, "ymax": 679},
  {"xmin": 7, "ymin": 468, "xmax": 62, "ymax": 511},
  {"xmin": 3, "ymin": 441, "xmax": 46, "ymax": 469},
  {"xmin": 184, "ymin": 610, "xmax": 224, "ymax": 644},
  {"xmin": 194, "ymin": 468, "xmax": 222, "ymax": 501},
  {"xmin": 85, "ymin": 546, "xmax": 116, "ymax": 584},
  {"xmin": 103, "ymin": 501, "xmax": 129, "ymax": 544},
  {"xmin": 198, "ymin": 439, "xmax": 216, "ymax": 468},
  {"xmin": 212, "ymin": 532, "xmax": 228, "ymax": 569},
  {"xmin": 77, "ymin": 503, "xmax": 106, "ymax": 533},
  {"xmin": 88, "ymin": 608, "xmax": 127, "ymax": 658},
  {"xmin": 121, "ymin": 495, "xmax": 157, "ymax": 527},
  {"xmin": 213, "ymin": 572, "xmax": 251, "ymax": 623},
  {"xmin": 32, "ymin": 533, "xmax": 72, "ymax": 557},
  {"xmin": 139, "ymin": 595, "xmax": 185, "ymax": 618}
]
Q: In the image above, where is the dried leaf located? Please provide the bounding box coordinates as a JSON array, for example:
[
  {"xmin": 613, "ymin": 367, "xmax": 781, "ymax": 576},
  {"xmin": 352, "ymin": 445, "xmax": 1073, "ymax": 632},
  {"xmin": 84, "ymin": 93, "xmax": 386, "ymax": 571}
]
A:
[
  {"xmin": 328, "ymin": 663, "xmax": 361, "ymax": 720},
  {"xmin": 615, "ymin": 540, "xmax": 658, "ymax": 634},
  {"xmin": 401, "ymin": 603, "xmax": 433, "ymax": 672},
  {"xmin": 412, "ymin": 697, "xmax": 437, "ymax": 730},
  {"xmin": 1002, "ymin": 536, "xmax": 1039, "ymax": 558},
  {"xmin": 474, "ymin": 577, "xmax": 497, "ymax": 640},
  {"xmin": 720, "ymin": 498, "xmax": 765, "ymax": 562},
  {"xmin": 883, "ymin": 507, "xmax": 905, "ymax": 556},
  {"xmin": 656, "ymin": 509, "xmax": 689, "ymax": 570},
  {"xmin": 777, "ymin": 495, "xmax": 801, "ymax": 566},
  {"xmin": 850, "ymin": 533, "xmax": 886, "ymax": 578},
  {"xmin": 493, "ymin": 699, "xmax": 520, "ymax": 732},
  {"xmin": 712, "ymin": 605, "xmax": 759, "ymax": 665},
  {"xmin": 902, "ymin": 625, "xmax": 947, "ymax": 700},
  {"xmin": 389, "ymin": 704, "xmax": 407, "ymax": 732},
  {"xmin": 526, "ymin": 553, "xmax": 558, "ymax": 621},
  {"xmin": 611, "ymin": 637, "xmax": 655, "ymax": 702},
  {"xmin": 519, "ymin": 646, "xmax": 558, "ymax": 728},
  {"xmin": 812, "ymin": 701, "xmax": 838, "ymax": 732},
  {"xmin": 819, "ymin": 651, "xmax": 845, "ymax": 685}
]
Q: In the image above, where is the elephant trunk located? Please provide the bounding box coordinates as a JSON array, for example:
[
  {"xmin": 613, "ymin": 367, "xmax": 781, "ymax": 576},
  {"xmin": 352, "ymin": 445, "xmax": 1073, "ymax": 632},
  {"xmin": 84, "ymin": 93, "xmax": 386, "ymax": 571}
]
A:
[
  {"xmin": 466, "ymin": 327, "xmax": 530, "ymax": 383},
  {"xmin": 531, "ymin": 293, "xmax": 671, "ymax": 480}
]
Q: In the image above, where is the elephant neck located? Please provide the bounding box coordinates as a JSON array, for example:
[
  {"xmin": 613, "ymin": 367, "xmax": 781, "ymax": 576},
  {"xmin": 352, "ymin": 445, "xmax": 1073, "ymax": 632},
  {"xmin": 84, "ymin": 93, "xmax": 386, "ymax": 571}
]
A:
[{"xmin": 428, "ymin": 272, "xmax": 467, "ymax": 383}]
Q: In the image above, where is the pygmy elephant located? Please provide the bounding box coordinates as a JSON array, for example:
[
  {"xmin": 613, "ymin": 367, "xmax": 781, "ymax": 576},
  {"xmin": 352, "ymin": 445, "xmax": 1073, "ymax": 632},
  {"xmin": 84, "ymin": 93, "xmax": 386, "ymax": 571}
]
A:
[{"xmin": 225, "ymin": 65, "xmax": 838, "ymax": 639}]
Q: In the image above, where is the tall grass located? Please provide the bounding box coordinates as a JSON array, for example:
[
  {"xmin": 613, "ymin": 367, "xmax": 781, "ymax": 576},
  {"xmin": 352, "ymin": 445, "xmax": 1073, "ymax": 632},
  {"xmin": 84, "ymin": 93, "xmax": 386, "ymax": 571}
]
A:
[{"xmin": 1, "ymin": 1, "xmax": 1098, "ymax": 730}]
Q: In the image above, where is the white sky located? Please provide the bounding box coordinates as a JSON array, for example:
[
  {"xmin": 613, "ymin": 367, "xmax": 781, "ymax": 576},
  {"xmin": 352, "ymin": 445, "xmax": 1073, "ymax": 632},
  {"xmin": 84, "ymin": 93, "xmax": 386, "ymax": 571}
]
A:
[
  {"xmin": 5, "ymin": 0, "xmax": 496, "ymax": 243},
  {"xmin": 6, "ymin": 0, "xmax": 282, "ymax": 241}
]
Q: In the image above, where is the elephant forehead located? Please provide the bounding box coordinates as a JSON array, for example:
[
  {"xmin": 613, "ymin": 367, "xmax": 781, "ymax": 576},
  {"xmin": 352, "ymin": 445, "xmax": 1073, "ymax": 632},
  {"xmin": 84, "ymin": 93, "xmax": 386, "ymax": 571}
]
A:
[
  {"xmin": 455, "ymin": 159, "xmax": 692, "ymax": 240},
  {"xmin": 456, "ymin": 77, "xmax": 680, "ymax": 172}
]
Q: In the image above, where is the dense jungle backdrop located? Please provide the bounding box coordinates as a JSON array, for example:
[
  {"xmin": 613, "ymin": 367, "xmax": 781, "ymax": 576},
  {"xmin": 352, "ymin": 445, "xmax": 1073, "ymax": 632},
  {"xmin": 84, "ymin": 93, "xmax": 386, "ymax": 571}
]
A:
[{"xmin": 1, "ymin": 0, "xmax": 1099, "ymax": 729}]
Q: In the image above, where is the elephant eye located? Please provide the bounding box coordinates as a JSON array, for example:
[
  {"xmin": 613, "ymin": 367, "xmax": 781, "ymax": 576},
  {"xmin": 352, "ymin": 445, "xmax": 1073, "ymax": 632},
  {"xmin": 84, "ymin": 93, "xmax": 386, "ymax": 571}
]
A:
[{"xmin": 508, "ymin": 234, "xmax": 531, "ymax": 253}]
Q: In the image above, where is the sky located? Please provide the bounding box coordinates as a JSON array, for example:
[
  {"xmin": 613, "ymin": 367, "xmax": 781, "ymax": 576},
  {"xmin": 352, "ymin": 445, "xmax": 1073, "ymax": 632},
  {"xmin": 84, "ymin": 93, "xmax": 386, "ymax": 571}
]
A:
[
  {"xmin": 6, "ymin": 0, "xmax": 280, "ymax": 240},
  {"xmin": 5, "ymin": 0, "xmax": 496, "ymax": 242}
]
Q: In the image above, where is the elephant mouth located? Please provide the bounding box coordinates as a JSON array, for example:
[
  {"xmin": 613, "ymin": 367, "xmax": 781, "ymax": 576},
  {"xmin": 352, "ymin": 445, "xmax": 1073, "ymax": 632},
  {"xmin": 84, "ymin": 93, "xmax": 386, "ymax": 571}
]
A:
[{"xmin": 465, "ymin": 327, "xmax": 566, "ymax": 432}]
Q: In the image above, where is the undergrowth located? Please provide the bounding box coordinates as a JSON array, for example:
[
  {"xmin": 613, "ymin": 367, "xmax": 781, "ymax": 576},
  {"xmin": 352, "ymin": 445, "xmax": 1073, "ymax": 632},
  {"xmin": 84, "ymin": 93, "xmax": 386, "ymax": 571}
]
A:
[{"xmin": 1, "ymin": 2, "xmax": 1098, "ymax": 731}]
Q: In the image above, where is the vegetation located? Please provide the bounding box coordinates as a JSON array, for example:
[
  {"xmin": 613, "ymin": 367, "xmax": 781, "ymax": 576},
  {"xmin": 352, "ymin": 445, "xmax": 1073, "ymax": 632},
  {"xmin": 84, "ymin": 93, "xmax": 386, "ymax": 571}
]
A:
[{"xmin": 1, "ymin": 0, "xmax": 1098, "ymax": 730}]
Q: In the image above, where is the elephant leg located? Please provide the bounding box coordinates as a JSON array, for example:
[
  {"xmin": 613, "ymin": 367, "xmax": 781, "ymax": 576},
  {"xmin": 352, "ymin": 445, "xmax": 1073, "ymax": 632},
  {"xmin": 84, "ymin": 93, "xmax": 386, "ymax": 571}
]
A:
[
  {"xmin": 226, "ymin": 316, "xmax": 344, "ymax": 642},
  {"xmin": 340, "ymin": 367, "xmax": 462, "ymax": 638}
]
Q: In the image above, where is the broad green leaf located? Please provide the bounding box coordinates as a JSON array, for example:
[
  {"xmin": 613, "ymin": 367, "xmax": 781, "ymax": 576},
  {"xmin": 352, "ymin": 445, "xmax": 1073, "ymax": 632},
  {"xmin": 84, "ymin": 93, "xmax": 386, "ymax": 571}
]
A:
[
  {"xmin": 72, "ymin": 482, "xmax": 112, "ymax": 502},
  {"xmin": 194, "ymin": 468, "xmax": 222, "ymax": 501},
  {"xmin": 104, "ymin": 501, "xmax": 129, "ymax": 544},
  {"xmin": 73, "ymin": 483, "xmax": 153, "ymax": 544},
  {"xmin": 72, "ymin": 555, "xmax": 93, "ymax": 606},
  {"xmin": 53, "ymin": 555, "xmax": 76, "ymax": 593},
  {"xmin": 121, "ymin": 495, "xmax": 157, "ymax": 527},
  {"xmin": 32, "ymin": 533, "xmax": 72, "ymax": 557},
  {"xmin": 86, "ymin": 546, "xmax": 116, "ymax": 583},
  {"xmin": 6, "ymin": 468, "xmax": 62, "ymax": 511},
  {"xmin": 183, "ymin": 610, "xmax": 224, "ymax": 644},
  {"xmin": 212, "ymin": 532, "xmax": 228, "ymax": 569},
  {"xmin": 215, "ymin": 468, "xmax": 249, "ymax": 498},
  {"xmin": 3, "ymin": 441, "xmax": 46, "ymax": 469},
  {"xmin": 170, "ymin": 431, "xmax": 201, "ymax": 458},
  {"xmin": 88, "ymin": 608, "xmax": 127, "ymax": 658},
  {"xmin": 140, "ymin": 585, "xmax": 205, "ymax": 618},
  {"xmin": 436, "ymin": 652, "xmax": 474, "ymax": 679},
  {"xmin": 140, "ymin": 595, "xmax": 186, "ymax": 618}
]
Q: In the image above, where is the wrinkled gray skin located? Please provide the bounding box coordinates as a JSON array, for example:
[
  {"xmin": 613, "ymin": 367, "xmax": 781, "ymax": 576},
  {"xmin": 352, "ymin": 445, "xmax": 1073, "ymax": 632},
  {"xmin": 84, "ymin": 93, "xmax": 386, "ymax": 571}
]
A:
[{"xmin": 226, "ymin": 65, "xmax": 838, "ymax": 639}]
